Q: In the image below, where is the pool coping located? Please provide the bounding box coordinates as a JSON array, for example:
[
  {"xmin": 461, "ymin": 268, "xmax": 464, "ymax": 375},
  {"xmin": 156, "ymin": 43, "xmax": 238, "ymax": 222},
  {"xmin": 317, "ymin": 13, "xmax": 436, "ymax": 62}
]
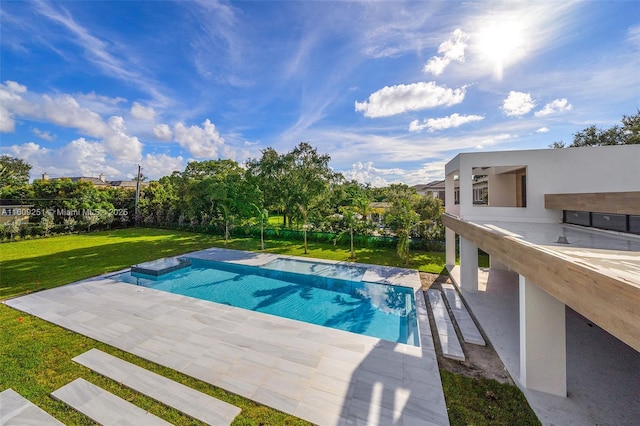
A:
[
  {"xmin": 184, "ymin": 247, "xmax": 423, "ymax": 289},
  {"xmin": 4, "ymin": 247, "xmax": 449, "ymax": 425}
]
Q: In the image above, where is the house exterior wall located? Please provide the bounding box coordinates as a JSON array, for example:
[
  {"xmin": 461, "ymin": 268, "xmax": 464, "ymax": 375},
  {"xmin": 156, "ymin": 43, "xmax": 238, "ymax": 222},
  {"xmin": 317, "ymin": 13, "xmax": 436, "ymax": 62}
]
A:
[
  {"xmin": 488, "ymin": 173, "xmax": 517, "ymax": 207},
  {"xmin": 446, "ymin": 145, "xmax": 640, "ymax": 222}
]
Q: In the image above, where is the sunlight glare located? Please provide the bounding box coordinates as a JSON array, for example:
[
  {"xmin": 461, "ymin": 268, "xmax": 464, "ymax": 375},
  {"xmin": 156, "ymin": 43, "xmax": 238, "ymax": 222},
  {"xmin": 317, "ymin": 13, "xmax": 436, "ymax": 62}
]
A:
[{"xmin": 477, "ymin": 21, "xmax": 527, "ymax": 79}]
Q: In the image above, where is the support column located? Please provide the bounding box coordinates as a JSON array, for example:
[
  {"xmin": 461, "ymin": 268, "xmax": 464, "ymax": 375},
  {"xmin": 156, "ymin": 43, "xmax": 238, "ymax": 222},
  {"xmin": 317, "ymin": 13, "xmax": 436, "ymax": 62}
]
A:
[
  {"xmin": 490, "ymin": 256, "xmax": 509, "ymax": 271},
  {"xmin": 459, "ymin": 236, "xmax": 478, "ymax": 291},
  {"xmin": 445, "ymin": 228, "xmax": 456, "ymax": 270},
  {"xmin": 519, "ymin": 275, "xmax": 567, "ymax": 397}
]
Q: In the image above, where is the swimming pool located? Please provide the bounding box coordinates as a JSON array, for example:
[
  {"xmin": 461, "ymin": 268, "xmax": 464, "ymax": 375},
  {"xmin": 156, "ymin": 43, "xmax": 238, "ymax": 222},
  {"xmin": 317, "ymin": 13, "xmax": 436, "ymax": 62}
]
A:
[{"xmin": 116, "ymin": 257, "xmax": 420, "ymax": 346}]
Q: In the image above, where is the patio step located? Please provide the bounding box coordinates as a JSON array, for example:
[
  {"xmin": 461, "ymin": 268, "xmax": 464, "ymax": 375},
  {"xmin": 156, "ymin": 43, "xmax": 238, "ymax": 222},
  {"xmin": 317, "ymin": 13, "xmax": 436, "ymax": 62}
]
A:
[
  {"xmin": 51, "ymin": 378, "xmax": 171, "ymax": 425},
  {"xmin": 427, "ymin": 289, "xmax": 465, "ymax": 361},
  {"xmin": 441, "ymin": 284, "xmax": 486, "ymax": 346},
  {"xmin": 0, "ymin": 388, "xmax": 64, "ymax": 425},
  {"xmin": 73, "ymin": 348, "xmax": 241, "ymax": 425}
]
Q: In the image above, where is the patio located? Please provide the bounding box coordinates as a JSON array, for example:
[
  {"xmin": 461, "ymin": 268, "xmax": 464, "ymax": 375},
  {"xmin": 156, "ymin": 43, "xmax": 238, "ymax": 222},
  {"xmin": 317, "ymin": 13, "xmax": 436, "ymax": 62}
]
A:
[{"xmin": 4, "ymin": 248, "xmax": 450, "ymax": 426}]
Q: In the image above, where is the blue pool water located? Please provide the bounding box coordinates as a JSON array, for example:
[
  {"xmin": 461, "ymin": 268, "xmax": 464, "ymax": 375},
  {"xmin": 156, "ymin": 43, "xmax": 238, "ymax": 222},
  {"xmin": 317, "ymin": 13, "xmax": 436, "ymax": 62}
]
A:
[{"xmin": 116, "ymin": 257, "xmax": 419, "ymax": 346}]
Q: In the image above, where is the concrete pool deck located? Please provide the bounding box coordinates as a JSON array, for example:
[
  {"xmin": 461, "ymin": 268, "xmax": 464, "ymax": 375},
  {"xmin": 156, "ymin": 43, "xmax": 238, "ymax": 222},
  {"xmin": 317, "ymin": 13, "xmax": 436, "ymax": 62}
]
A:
[{"xmin": 4, "ymin": 248, "xmax": 450, "ymax": 425}]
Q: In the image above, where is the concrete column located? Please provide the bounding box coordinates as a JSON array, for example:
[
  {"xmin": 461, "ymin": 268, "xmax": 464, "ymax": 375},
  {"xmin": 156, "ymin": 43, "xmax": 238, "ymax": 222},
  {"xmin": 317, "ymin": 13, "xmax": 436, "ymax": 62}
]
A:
[
  {"xmin": 445, "ymin": 228, "xmax": 456, "ymax": 269},
  {"xmin": 519, "ymin": 275, "xmax": 567, "ymax": 397},
  {"xmin": 459, "ymin": 236, "xmax": 478, "ymax": 291},
  {"xmin": 490, "ymin": 256, "xmax": 509, "ymax": 271}
]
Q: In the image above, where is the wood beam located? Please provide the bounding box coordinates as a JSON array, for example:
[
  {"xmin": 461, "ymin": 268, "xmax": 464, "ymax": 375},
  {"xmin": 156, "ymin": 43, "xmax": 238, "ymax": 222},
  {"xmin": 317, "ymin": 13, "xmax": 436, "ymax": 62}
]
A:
[{"xmin": 544, "ymin": 191, "xmax": 640, "ymax": 215}]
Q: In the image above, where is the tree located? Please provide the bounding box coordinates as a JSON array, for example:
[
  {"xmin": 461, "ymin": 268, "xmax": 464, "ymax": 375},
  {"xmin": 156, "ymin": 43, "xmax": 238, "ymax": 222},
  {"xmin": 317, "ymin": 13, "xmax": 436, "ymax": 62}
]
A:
[
  {"xmin": 4, "ymin": 218, "xmax": 22, "ymax": 240},
  {"xmin": 250, "ymin": 202, "xmax": 269, "ymax": 250},
  {"xmin": 414, "ymin": 195, "xmax": 445, "ymax": 240},
  {"xmin": 179, "ymin": 159, "xmax": 250, "ymax": 239},
  {"xmin": 386, "ymin": 199, "xmax": 420, "ymax": 266},
  {"xmin": 83, "ymin": 212, "xmax": 100, "ymax": 232},
  {"xmin": 551, "ymin": 111, "xmax": 640, "ymax": 148},
  {"xmin": 246, "ymin": 148, "xmax": 287, "ymax": 223},
  {"xmin": 0, "ymin": 156, "xmax": 32, "ymax": 188},
  {"xmin": 287, "ymin": 143, "xmax": 338, "ymax": 232},
  {"xmin": 338, "ymin": 206, "xmax": 358, "ymax": 259},
  {"xmin": 63, "ymin": 217, "xmax": 77, "ymax": 234},
  {"xmin": 248, "ymin": 143, "xmax": 338, "ymax": 229},
  {"xmin": 621, "ymin": 110, "xmax": 640, "ymax": 145},
  {"xmin": 40, "ymin": 210, "xmax": 55, "ymax": 236},
  {"xmin": 297, "ymin": 203, "xmax": 309, "ymax": 254}
]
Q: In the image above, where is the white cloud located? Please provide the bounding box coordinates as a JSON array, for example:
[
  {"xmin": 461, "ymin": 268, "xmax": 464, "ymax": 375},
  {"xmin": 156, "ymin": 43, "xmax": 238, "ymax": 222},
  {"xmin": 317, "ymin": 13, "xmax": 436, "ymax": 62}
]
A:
[
  {"xmin": 174, "ymin": 119, "xmax": 228, "ymax": 158},
  {"xmin": 409, "ymin": 113, "xmax": 484, "ymax": 132},
  {"xmin": 153, "ymin": 123, "xmax": 173, "ymax": 141},
  {"xmin": 502, "ymin": 91, "xmax": 535, "ymax": 117},
  {"xmin": 534, "ymin": 98, "xmax": 573, "ymax": 117},
  {"xmin": 130, "ymin": 102, "xmax": 156, "ymax": 120},
  {"xmin": 536, "ymin": 127, "xmax": 550, "ymax": 133},
  {"xmin": 475, "ymin": 133, "xmax": 514, "ymax": 150},
  {"xmin": 0, "ymin": 81, "xmax": 27, "ymax": 132},
  {"xmin": 103, "ymin": 116, "xmax": 143, "ymax": 161},
  {"xmin": 142, "ymin": 153, "xmax": 185, "ymax": 178},
  {"xmin": 2, "ymin": 139, "xmax": 183, "ymax": 181},
  {"xmin": 3, "ymin": 139, "xmax": 114, "ymax": 179},
  {"xmin": 0, "ymin": 107, "xmax": 15, "ymax": 132},
  {"xmin": 627, "ymin": 24, "xmax": 640, "ymax": 48},
  {"xmin": 423, "ymin": 29, "xmax": 469, "ymax": 75},
  {"xmin": 355, "ymin": 82, "xmax": 466, "ymax": 118},
  {"xmin": 0, "ymin": 81, "xmax": 142, "ymax": 161},
  {"xmin": 402, "ymin": 160, "xmax": 449, "ymax": 184},
  {"xmin": 32, "ymin": 128, "xmax": 54, "ymax": 141},
  {"xmin": 343, "ymin": 161, "xmax": 405, "ymax": 187}
]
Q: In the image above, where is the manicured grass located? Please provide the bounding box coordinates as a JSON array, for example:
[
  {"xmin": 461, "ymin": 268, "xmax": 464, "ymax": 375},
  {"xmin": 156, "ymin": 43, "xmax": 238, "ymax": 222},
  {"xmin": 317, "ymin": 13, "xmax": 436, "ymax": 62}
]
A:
[
  {"xmin": 1, "ymin": 227, "xmax": 446, "ymax": 299},
  {"xmin": 440, "ymin": 369, "xmax": 541, "ymax": 426},
  {"xmin": 1, "ymin": 227, "xmax": 539, "ymax": 425},
  {"xmin": 0, "ymin": 304, "xmax": 309, "ymax": 425}
]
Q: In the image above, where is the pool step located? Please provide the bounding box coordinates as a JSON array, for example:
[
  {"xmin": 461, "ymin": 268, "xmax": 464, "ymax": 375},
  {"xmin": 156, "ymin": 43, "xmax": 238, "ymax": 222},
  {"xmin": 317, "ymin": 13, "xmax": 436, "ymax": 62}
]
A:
[
  {"xmin": 73, "ymin": 348, "xmax": 241, "ymax": 425},
  {"xmin": 51, "ymin": 378, "xmax": 171, "ymax": 425},
  {"xmin": 441, "ymin": 284, "xmax": 486, "ymax": 346},
  {"xmin": 0, "ymin": 388, "xmax": 64, "ymax": 425},
  {"xmin": 427, "ymin": 289, "xmax": 465, "ymax": 361}
]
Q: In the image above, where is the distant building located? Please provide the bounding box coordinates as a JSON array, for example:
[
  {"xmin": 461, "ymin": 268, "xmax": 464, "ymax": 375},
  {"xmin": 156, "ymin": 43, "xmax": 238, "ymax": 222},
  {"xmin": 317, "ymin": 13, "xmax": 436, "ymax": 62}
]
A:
[
  {"xmin": 413, "ymin": 180, "xmax": 445, "ymax": 204},
  {"xmin": 0, "ymin": 200, "xmax": 33, "ymax": 224},
  {"xmin": 368, "ymin": 201, "xmax": 391, "ymax": 225},
  {"xmin": 38, "ymin": 173, "xmax": 147, "ymax": 189}
]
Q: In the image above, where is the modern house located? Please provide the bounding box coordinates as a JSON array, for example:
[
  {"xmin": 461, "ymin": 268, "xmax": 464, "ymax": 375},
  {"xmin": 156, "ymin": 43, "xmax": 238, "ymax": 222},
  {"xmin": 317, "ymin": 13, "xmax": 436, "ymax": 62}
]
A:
[{"xmin": 442, "ymin": 145, "xmax": 640, "ymax": 424}]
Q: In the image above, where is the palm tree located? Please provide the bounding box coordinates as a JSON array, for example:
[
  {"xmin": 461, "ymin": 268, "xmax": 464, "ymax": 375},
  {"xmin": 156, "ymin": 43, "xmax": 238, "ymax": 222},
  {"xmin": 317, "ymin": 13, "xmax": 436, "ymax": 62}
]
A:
[
  {"xmin": 250, "ymin": 203, "xmax": 268, "ymax": 250},
  {"xmin": 339, "ymin": 206, "xmax": 358, "ymax": 260},
  {"xmin": 297, "ymin": 203, "xmax": 309, "ymax": 254}
]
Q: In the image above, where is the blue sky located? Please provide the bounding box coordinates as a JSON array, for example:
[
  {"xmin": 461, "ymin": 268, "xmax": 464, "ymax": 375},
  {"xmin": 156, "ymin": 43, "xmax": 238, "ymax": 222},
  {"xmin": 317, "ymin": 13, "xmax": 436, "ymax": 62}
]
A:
[{"xmin": 1, "ymin": 1, "xmax": 639, "ymax": 185}]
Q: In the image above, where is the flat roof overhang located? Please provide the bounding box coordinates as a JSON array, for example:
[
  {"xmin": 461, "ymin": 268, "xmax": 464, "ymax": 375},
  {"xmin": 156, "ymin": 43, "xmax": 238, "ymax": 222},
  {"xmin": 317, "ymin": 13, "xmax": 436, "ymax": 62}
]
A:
[{"xmin": 442, "ymin": 214, "xmax": 640, "ymax": 352}]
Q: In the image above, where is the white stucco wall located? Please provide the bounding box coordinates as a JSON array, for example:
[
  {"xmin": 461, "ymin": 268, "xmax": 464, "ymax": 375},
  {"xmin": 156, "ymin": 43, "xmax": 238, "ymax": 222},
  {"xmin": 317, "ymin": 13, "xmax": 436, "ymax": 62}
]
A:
[{"xmin": 445, "ymin": 145, "xmax": 640, "ymax": 223}]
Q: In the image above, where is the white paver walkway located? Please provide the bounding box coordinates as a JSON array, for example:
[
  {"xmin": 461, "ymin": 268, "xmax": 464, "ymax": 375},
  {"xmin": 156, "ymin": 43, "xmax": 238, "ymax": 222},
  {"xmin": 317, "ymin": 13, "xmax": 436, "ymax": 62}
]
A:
[
  {"xmin": 426, "ymin": 289, "xmax": 465, "ymax": 361},
  {"xmin": 73, "ymin": 348, "xmax": 241, "ymax": 425},
  {"xmin": 0, "ymin": 389, "xmax": 64, "ymax": 426},
  {"xmin": 51, "ymin": 378, "xmax": 171, "ymax": 425},
  {"xmin": 5, "ymin": 248, "xmax": 449, "ymax": 426},
  {"xmin": 441, "ymin": 284, "xmax": 485, "ymax": 346}
]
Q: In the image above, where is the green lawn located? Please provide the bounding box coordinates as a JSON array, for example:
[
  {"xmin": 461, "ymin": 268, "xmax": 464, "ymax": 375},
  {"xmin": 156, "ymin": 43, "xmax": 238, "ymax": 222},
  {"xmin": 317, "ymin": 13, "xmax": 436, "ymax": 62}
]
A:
[{"xmin": 1, "ymin": 227, "xmax": 538, "ymax": 425}]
